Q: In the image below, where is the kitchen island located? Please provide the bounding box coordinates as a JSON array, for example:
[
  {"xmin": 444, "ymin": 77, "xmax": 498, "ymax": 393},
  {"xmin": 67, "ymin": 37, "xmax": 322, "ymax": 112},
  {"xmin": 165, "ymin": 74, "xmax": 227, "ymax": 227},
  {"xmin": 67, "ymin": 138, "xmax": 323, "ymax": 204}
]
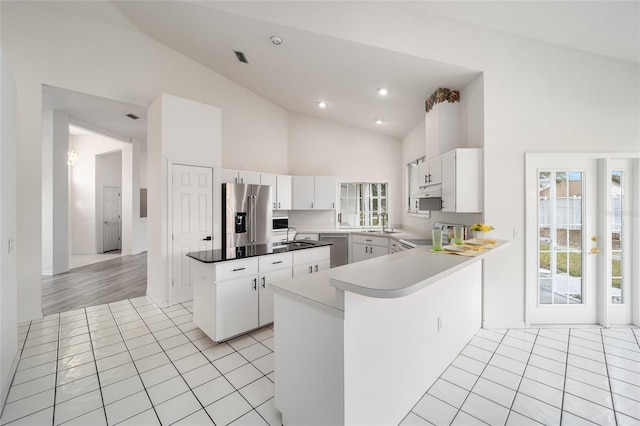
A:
[
  {"xmin": 270, "ymin": 241, "xmax": 508, "ymax": 425},
  {"xmin": 187, "ymin": 241, "xmax": 331, "ymax": 342}
]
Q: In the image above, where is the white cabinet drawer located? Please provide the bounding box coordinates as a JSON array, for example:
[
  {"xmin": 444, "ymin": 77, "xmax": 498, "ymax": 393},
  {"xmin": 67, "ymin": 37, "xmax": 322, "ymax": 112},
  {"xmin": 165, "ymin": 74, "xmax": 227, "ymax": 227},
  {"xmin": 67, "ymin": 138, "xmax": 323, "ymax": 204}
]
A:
[
  {"xmin": 293, "ymin": 246, "xmax": 330, "ymax": 266},
  {"xmin": 353, "ymin": 234, "xmax": 388, "ymax": 247},
  {"xmin": 214, "ymin": 258, "xmax": 259, "ymax": 281},
  {"xmin": 259, "ymin": 252, "xmax": 293, "ymax": 273},
  {"xmin": 295, "ymin": 233, "xmax": 319, "ymax": 241},
  {"xmin": 389, "ymin": 239, "xmax": 400, "ymax": 252}
]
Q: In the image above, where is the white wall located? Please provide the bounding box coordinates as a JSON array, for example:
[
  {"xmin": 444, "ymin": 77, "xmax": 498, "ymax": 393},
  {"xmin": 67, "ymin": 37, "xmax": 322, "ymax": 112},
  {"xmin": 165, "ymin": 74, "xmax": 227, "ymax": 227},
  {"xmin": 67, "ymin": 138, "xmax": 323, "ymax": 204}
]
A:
[
  {"xmin": 287, "ymin": 113, "xmax": 402, "ymax": 227},
  {"xmin": 147, "ymin": 94, "xmax": 222, "ymax": 307},
  {"xmin": 234, "ymin": 3, "xmax": 638, "ymax": 327},
  {"xmin": 3, "ymin": 2, "xmax": 288, "ymax": 321},
  {"xmin": 0, "ymin": 48, "xmax": 19, "ymax": 412},
  {"xmin": 41, "ymin": 110, "xmax": 69, "ymax": 275},
  {"xmin": 68, "ymin": 134, "xmax": 123, "ymax": 254}
]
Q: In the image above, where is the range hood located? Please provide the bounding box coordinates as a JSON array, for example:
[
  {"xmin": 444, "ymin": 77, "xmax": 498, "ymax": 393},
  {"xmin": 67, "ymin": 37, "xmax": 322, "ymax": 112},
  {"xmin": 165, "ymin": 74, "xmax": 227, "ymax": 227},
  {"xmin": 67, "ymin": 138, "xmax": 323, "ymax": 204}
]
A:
[
  {"xmin": 413, "ymin": 184, "xmax": 441, "ymax": 199},
  {"xmin": 414, "ymin": 185, "xmax": 442, "ymax": 211}
]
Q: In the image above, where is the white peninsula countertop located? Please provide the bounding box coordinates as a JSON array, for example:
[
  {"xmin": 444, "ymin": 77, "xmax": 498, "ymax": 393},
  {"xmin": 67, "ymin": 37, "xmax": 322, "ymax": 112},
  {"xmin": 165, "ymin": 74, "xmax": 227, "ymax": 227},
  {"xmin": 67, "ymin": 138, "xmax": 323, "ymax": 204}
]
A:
[
  {"xmin": 271, "ymin": 240, "xmax": 509, "ymax": 426},
  {"xmin": 270, "ymin": 240, "xmax": 508, "ymax": 313}
]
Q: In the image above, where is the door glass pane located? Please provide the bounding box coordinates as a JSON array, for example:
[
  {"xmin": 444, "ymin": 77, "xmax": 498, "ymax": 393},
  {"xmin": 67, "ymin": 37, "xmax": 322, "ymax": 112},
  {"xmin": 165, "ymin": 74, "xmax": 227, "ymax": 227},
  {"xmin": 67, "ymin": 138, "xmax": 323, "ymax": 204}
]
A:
[
  {"xmin": 611, "ymin": 171, "xmax": 623, "ymax": 304},
  {"xmin": 538, "ymin": 170, "xmax": 584, "ymax": 305}
]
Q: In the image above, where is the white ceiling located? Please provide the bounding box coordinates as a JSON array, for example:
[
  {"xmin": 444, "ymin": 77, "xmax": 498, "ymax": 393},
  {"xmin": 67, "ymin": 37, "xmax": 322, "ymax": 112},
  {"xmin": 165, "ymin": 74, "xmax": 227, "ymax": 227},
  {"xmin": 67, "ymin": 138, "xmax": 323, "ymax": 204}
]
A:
[{"xmin": 27, "ymin": 1, "xmax": 639, "ymax": 141}]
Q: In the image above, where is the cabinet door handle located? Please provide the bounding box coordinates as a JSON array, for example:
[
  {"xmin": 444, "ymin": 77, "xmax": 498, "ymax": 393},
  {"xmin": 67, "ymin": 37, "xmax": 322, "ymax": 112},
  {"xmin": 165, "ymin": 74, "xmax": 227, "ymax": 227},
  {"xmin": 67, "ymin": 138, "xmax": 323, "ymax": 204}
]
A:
[
  {"xmin": 309, "ymin": 266, "xmax": 313, "ymax": 273},
  {"xmin": 262, "ymin": 277, "xmax": 266, "ymax": 289},
  {"xmin": 253, "ymin": 278, "xmax": 257, "ymax": 291},
  {"xmin": 232, "ymin": 267, "xmax": 246, "ymax": 272},
  {"xmin": 366, "ymin": 239, "xmax": 372, "ymax": 242},
  {"xmin": 311, "ymin": 202, "xmax": 314, "ymax": 209},
  {"xmin": 315, "ymin": 265, "xmax": 318, "ymax": 272},
  {"xmin": 278, "ymin": 202, "xmax": 281, "ymax": 209},
  {"xmin": 240, "ymin": 177, "xmax": 244, "ymax": 184},
  {"xmin": 332, "ymin": 202, "xmax": 335, "ymax": 208},
  {"xmin": 273, "ymin": 202, "xmax": 277, "ymax": 209},
  {"xmin": 365, "ymin": 246, "xmax": 368, "ymax": 254},
  {"xmin": 272, "ymin": 260, "xmax": 283, "ymax": 265},
  {"xmin": 424, "ymin": 175, "xmax": 428, "ymax": 184}
]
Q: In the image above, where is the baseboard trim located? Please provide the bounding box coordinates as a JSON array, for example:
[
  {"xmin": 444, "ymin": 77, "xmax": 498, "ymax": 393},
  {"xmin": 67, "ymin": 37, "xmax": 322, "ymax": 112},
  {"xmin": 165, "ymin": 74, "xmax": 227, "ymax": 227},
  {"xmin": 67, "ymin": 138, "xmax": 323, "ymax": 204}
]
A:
[
  {"xmin": 482, "ymin": 320, "xmax": 527, "ymax": 330},
  {"xmin": 1, "ymin": 350, "xmax": 20, "ymax": 419}
]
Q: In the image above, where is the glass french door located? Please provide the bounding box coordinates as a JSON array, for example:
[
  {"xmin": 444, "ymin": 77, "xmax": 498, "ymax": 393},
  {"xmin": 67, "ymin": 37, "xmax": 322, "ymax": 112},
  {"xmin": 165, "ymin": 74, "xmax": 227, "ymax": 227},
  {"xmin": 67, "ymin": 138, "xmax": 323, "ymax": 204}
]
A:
[{"xmin": 526, "ymin": 156, "xmax": 637, "ymax": 326}]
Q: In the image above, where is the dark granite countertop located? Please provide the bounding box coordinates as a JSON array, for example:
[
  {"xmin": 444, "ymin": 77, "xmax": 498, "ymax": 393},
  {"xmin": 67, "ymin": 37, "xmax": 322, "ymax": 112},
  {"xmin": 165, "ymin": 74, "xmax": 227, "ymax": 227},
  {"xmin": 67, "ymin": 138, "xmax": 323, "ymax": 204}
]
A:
[{"xmin": 186, "ymin": 240, "xmax": 332, "ymax": 264}]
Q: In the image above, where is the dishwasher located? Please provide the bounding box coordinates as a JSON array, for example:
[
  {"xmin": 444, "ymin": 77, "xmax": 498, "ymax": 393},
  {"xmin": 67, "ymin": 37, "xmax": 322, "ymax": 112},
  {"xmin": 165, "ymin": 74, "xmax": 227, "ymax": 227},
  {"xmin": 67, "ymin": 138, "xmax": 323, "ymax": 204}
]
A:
[{"xmin": 319, "ymin": 233, "xmax": 349, "ymax": 268}]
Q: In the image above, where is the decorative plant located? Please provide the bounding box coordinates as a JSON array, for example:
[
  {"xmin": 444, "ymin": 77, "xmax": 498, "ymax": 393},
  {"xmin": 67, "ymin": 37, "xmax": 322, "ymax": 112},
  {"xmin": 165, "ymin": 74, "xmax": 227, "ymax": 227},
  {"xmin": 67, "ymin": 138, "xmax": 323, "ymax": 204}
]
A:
[
  {"xmin": 425, "ymin": 87, "xmax": 461, "ymax": 113},
  {"xmin": 470, "ymin": 223, "xmax": 495, "ymax": 232}
]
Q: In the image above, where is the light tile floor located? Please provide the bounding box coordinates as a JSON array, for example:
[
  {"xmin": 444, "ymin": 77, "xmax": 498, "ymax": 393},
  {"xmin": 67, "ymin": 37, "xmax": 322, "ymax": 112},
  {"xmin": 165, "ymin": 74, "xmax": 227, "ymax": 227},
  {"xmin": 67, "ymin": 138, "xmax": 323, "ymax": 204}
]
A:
[
  {"xmin": 401, "ymin": 328, "xmax": 640, "ymax": 426},
  {"xmin": 2, "ymin": 296, "xmax": 639, "ymax": 425}
]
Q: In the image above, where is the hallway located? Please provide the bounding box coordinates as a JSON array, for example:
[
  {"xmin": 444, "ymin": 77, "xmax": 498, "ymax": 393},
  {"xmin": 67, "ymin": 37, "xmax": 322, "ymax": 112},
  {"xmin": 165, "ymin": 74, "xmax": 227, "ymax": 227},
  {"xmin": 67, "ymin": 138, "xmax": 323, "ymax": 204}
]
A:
[{"xmin": 42, "ymin": 253, "xmax": 147, "ymax": 315}]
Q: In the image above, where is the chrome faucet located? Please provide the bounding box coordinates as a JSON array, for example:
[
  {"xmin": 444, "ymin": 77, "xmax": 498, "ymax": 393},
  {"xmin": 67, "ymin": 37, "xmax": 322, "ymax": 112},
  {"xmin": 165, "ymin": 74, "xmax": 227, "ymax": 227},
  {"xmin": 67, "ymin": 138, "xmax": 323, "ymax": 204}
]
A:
[
  {"xmin": 286, "ymin": 227, "xmax": 298, "ymax": 243},
  {"xmin": 380, "ymin": 213, "xmax": 387, "ymax": 232}
]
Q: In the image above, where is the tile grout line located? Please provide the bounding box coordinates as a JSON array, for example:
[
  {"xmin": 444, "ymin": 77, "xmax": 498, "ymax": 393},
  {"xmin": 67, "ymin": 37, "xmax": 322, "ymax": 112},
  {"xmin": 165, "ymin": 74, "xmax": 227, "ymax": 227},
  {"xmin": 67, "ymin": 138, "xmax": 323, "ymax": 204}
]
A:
[
  {"xmin": 557, "ymin": 328, "xmax": 571, "ymax": 425},
  {"xmin": 160, "ymin": 301, "xmax": 274, "ymax": 425},
  {"xmin": 81, "ymin": 306, "xmax": 109, "ymax": 426},
  {"xmin": 504, "ymin": 328, "xmax": 545, "ymax": 425},
  {"xmin": 50, "ymin": 313, "xmax": 61, "ymax": 426},
  {"xmin": 600, "ymin": 329, "xmax": 619, "ymax": 426},
  {"xmin": 105, "ymin": 300, "xmax": 163, "ymax": 426}
]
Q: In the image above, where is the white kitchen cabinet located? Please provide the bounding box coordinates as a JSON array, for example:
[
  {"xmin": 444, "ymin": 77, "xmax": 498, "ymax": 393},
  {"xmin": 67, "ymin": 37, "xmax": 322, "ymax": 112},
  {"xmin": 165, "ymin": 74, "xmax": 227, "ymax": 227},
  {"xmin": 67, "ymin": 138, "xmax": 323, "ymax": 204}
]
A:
[
  {"xmin": 220, "ymin": 169, "xmax": 260, "ymax": 185},
  {"xmin": 261, "ymin": 173, "xmax": 292, "ymax": 210},
  {"xmin": 292, "ymin": 176, "xmax": 337, "ymax": 210},
  {"xmin": 292, "ymin": 246, "xmax": 331, "ymax": 277},
  {"xmin": 258, "ymin": 257, "xmax": 292, "ymax": 326},
  {"xmin": 441, "ymin": 148, "xmax": 483, "ymax": 213},
  {"xmin": 417, "ymin": 156, "xmax": 442, "ymax": 188},
  {"xmin": 276, "ymin": 175, "xmax": 293, "ymax": 210},
  {"xmin": 314, "ymin": 176, "xmax": 337, "ymax": 209},
  {"xmin": 425, "ymin": 101, "xmax": 460, "ymax": 155},
  {"xmin": 351, "ymin": 234, "xmax": 389, "ymax": 263},
  {"xmin": 215, "ymin": 275, "xmax": 259, "ymax": 341}
]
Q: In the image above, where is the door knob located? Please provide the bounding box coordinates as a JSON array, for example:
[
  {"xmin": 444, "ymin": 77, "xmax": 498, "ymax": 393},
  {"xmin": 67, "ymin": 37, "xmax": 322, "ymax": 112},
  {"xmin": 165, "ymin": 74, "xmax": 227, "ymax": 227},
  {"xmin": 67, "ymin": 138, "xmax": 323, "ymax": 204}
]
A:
[
  {"xmin": 590, "ymin": 247, "xmax": 601, "ymax": 254},
  {"xmin": 202, "ymin": 236, "xmax": 212, "ymax": 241}
]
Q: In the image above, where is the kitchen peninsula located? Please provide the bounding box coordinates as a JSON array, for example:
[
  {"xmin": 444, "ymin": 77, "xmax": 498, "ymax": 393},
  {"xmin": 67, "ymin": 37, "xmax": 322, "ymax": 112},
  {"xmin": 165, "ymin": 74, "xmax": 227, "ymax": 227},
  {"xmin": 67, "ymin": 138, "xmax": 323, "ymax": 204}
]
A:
[{"xmin": 271, "ymin": 241, "xmax": 508, "ymax": 425}]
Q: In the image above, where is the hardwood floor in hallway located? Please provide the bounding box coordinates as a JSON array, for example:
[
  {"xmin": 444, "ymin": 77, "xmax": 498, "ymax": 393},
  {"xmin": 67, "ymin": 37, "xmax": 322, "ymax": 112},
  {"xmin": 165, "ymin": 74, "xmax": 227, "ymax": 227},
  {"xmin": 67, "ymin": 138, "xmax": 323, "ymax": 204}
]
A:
[{"xmin": 42, "ymin": 252, "xmax": 147, "ymax": 315}]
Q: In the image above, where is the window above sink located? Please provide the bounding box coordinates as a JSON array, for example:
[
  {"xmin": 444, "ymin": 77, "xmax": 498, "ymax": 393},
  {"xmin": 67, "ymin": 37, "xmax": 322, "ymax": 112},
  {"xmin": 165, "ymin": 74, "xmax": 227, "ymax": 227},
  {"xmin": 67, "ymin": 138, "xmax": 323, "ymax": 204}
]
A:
[{"xmin": 338, "ymin": 182, "xmax": 388, "ymax": 229}]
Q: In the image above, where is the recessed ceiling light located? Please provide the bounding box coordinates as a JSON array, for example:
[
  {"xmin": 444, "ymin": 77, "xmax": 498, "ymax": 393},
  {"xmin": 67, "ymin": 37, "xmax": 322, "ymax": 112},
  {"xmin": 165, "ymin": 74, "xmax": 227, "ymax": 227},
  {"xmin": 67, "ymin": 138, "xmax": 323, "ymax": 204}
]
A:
[
  {"xmin": 378, "ymin": 88, "xmax": 389, "ymax": 96},
  {"xmin": 270, "ymin": 36, "xmax": 284, "ymax": 46},
  {"xmin": 375, "ymin": 119, "xmax": 384, "ymax": 125},
  {"xmin": 318, "ymin": 101, "xmax": 328, "ymax": 109}
]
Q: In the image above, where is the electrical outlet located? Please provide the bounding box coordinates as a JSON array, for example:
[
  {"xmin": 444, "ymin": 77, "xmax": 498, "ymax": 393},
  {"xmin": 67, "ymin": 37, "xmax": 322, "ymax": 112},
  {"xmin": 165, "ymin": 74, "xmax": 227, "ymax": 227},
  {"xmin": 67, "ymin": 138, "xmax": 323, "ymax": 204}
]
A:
[
  {"xmin": 437, "ymin": 316, "xmax": 443, "ymax": 331},
  {"xmin": 513, "ymin": 228, "xmax": 520, "ymax": 239}
]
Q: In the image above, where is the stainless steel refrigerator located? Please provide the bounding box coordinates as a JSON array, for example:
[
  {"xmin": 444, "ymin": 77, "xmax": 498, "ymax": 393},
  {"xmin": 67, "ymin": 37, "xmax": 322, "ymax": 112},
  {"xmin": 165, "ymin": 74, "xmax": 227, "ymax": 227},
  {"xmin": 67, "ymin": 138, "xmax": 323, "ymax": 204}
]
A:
[{"xmin": 222, "ymin": 183, "xmax": 273, "ymax": 248}]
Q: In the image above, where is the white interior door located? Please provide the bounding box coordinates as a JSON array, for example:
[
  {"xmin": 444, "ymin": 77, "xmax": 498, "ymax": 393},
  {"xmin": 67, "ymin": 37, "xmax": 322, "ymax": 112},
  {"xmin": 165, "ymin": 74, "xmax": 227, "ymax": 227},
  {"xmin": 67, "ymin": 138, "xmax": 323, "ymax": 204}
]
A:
[
  {"xmin": 103, "ymin": 186, "xmax": 121, "ymax": 252},
  {"xmin": 527, "ymin": 155, "xmax": 639, "ymax": 326},
  {"xmin": 172, "ymin": 164, "xmax": 213, "ymax": 303}
]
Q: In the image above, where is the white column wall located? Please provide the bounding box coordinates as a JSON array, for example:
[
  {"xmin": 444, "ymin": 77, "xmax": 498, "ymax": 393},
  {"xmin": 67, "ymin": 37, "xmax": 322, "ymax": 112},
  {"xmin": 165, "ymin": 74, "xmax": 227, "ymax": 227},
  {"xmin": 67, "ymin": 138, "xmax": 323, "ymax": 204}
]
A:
[
  {"xmin": 147, "ymin": 94, "xmax": 222, "ymax": 307},
  {"xmin": 41, "ymin": 109, "xmax": 69, "ymax": 275},
  {"xmin": 0, "ymin": 48, "xmax": 19, "ymax": 411}
]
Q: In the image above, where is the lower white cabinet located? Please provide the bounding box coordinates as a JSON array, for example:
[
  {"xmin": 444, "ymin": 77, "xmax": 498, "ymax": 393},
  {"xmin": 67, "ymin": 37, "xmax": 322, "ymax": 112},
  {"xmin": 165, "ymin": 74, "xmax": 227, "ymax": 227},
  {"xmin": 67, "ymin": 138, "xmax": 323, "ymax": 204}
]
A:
[
  {"xmin": 215, "ymin": 275, "xmax": 259, "ymax": 341},
  {"xmin": 259, "ymin": 268, "xmax": 292, "ymax": 325},
  {"xmin": 351, "ymin": 235, "xmax": 389, "ymax": 263},
  {"xmin": 292, "ymin": 246, "xmax": 330, "ymax": 277},
  {"xmin": 192, "ymin": 246, "xmax": 329, "ymax": 342}
]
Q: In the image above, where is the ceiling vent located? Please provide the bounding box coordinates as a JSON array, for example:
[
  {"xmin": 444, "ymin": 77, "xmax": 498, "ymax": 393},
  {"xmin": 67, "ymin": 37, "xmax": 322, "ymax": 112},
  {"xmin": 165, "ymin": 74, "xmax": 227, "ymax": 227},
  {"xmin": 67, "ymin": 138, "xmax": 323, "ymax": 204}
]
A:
[
  {"xmin": 234, "ymin": 50, "xmax": 249, "ymax": 64},
  {"xmin": 126, "ymin": 113, "xmax": 139, "ymax": 120}
]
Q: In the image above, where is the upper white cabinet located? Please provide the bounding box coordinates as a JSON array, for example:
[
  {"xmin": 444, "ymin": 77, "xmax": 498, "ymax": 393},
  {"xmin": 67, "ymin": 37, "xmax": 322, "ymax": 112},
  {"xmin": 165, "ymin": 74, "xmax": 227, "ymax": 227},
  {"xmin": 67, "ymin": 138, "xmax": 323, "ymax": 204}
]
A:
[
  {"xmin": 417, "ymin": 156, "xmax": 442, "ymax": 188},
  {"xmin": 261, "ymin": 173, "xmax": 292, "ymax": 210},
  {"xmin": 426, "ymin": 101, "xmax": 460, "ymax": 155},
  {"xmin": 220, "ymin": 169, "xmax": 260, "ymax": 185},
  {"xmin": 441, "ymin": 148, "xmax": 483, "ymax": 213},
  {"xmin": 292, "ymin": 176, "xmax": 337, "ymax": 210}
]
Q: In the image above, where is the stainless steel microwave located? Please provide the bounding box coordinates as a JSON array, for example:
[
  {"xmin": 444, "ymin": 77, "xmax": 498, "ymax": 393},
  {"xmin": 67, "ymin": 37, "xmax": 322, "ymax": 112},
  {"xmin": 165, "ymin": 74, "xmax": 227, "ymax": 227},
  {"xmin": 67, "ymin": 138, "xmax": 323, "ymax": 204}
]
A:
[{"xmin": 273, "ymin": 216, "xmax": 289, "ymax": 230}]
